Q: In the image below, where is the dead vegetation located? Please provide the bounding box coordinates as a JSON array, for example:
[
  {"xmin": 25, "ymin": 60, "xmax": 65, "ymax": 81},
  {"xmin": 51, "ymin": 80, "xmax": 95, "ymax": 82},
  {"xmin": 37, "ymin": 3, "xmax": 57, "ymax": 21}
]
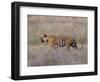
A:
[{"xmin": 28, "ymin": 15, "xmax": 88, "ymax": 66}]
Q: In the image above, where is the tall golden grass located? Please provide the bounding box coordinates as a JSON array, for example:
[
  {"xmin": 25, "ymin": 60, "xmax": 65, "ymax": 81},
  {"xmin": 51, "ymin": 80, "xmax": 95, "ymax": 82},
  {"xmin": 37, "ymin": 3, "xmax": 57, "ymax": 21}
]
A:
[{"xmin": 28, "ymin": 15, "xmax": 87, "ymax": 45}]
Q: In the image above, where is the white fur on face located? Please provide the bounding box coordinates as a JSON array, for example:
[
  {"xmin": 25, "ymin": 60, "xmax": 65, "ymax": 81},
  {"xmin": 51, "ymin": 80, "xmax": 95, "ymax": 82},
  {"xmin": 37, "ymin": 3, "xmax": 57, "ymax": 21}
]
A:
[{"xmin": 43, "ymin": 37, "xmax": 48, "ymax": 42}]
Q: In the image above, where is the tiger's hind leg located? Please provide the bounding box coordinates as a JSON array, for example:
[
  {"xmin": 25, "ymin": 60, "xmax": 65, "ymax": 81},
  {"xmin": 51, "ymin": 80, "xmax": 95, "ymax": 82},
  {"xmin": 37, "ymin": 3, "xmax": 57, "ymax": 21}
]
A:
[{"xmin": 71, "ymin": 40, "xmax": 77, "ymax": 49}]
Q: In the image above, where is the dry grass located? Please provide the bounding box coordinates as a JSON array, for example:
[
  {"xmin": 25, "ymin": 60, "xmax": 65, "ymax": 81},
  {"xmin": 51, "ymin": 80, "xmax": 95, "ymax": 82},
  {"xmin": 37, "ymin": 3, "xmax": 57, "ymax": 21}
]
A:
[
  {"xmin": 27, "ymin": 15, "xmax": 88, "ymax": 66},
  {"xmin": 28, "ymin": 44, "xmax": 87, "ymax": 66}
]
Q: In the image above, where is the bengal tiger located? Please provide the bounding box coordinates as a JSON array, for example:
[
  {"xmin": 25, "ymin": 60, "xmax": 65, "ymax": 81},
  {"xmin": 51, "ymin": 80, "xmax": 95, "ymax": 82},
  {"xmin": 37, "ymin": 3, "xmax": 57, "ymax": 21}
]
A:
[{"xmin": 40, "ymin": 33, "xmax": 77, "ymax": 50}]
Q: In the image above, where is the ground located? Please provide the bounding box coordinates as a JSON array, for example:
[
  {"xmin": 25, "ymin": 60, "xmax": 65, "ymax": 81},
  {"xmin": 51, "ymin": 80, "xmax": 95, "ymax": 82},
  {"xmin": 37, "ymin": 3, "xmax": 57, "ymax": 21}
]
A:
[{"xmin": 28, "ymin": 44, "xmax": 87, "ymax": 66}]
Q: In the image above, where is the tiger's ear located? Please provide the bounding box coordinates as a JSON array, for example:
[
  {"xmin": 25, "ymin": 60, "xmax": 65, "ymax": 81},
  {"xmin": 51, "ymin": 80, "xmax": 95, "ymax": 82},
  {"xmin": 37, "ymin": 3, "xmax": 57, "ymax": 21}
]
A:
[{"xmin": 43, "ymin": 33, "xmax": 47, "ymax": 37}]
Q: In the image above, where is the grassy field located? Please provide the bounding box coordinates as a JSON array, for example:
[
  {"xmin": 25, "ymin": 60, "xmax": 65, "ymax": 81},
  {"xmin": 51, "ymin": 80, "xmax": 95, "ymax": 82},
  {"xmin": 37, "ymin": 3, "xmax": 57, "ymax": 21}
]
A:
[
  {"xmin": 27, "ymin": 15, "xmax": 88, "ymax": 66},
  {"xmin": 28, "ymin": 44, "xmax": 87, "ymax": 66}
]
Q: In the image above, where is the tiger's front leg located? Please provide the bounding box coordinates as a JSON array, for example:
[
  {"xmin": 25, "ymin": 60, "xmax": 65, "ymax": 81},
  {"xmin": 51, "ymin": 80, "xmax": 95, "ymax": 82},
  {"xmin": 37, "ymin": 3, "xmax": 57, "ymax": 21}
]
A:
[{"xmin": 49, "ymin": 44, "xmax": 58, "ymax": 50}]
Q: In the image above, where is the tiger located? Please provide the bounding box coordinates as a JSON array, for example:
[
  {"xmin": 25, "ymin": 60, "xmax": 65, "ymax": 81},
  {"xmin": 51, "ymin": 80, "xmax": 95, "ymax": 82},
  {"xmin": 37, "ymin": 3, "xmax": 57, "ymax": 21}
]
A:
[{"xmin": 40, "ymin": 33, "xmax": 77, "ymax": 50}]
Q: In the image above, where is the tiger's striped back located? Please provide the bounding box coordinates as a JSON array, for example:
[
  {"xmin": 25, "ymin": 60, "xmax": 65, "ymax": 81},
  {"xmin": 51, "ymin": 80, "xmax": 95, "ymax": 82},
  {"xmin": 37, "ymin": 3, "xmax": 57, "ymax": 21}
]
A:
[{"xmin": 57, "ymin": 35, "xmax": 66, "ymax": 47}]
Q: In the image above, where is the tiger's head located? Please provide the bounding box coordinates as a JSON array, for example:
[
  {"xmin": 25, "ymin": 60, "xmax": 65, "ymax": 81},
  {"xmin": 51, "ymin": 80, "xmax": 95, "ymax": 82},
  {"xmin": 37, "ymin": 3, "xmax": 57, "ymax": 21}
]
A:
[{"xmin": 40, "ymin": 33, "xmax": 48, "ymax": 43}]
